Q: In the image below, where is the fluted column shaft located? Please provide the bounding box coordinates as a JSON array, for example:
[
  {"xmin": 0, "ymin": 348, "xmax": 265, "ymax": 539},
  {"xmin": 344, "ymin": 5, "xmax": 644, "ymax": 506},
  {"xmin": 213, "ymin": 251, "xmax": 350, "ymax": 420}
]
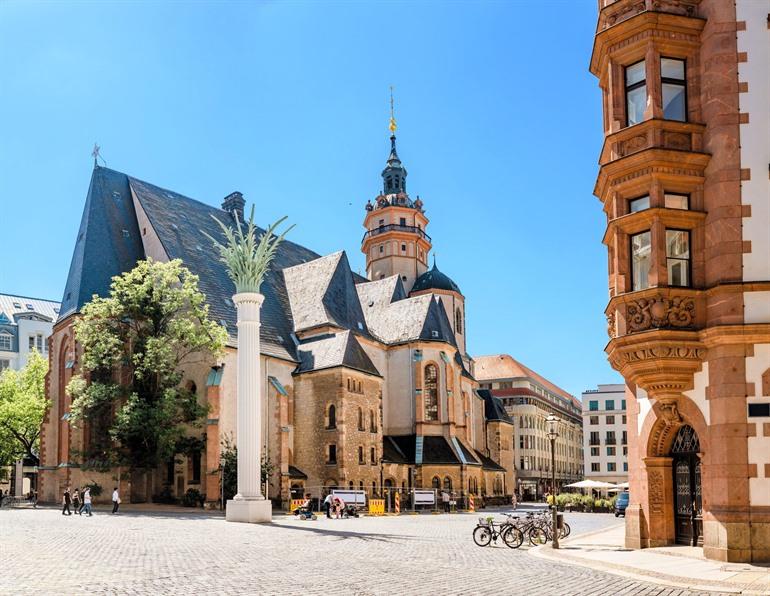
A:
[{"xmin": 233, "ymin": 292, "xmax": 264, "ymax": 500}]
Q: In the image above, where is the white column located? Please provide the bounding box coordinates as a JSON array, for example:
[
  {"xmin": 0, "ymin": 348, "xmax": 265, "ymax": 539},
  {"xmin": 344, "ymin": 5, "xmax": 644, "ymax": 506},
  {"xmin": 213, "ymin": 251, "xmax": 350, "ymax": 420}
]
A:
[{"xmin": 226, "ymin": 292, "xmax": 272, "ymax": 523}]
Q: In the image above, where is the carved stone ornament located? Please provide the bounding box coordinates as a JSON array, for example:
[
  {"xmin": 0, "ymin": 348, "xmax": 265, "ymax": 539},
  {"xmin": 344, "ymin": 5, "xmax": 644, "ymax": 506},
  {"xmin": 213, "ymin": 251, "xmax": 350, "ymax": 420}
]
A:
[
  {"xmin": 610, "ymin": 344, "xmax": 705, "ymax": 368},
  {"xmin": 621, "ymin": 134, "xmax": 648, "ymax": 156},
  {"xmin": 627, "ymin": 295, "xmax": 695, "ymax": 332},
  {"xmin": 658, "ymin": 401, "xmax": 682, "ymax": 426},
  {"xmin": 607, "ymin": 312, "xmax": 617, "ymax": 338},
  {"xmin": 648, "ymin": 469, "xmax": 664, "ymax": 514},
  {"xmin": 662, "ymin": 131, "xmax": 692, "ymax": 151}
]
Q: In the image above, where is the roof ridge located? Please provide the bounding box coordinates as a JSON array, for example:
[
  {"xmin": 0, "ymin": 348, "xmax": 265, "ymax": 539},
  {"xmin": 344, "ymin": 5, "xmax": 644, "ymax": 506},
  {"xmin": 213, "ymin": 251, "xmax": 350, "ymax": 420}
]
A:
[{"xmin": 0, "ymin": 293, "xmax": 60, "ymax": 304}]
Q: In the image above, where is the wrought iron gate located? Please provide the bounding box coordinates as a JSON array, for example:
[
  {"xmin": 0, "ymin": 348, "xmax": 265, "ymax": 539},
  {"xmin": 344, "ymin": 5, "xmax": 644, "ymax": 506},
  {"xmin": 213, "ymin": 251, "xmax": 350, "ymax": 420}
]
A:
[{"xmin": 671, "ymin": 425, "xmax": 702, "ymax": 546}]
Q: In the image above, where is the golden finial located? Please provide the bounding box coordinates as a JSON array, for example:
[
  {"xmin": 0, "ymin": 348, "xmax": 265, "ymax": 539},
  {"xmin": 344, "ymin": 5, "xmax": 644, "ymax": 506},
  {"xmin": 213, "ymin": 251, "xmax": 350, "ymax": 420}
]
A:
[{"xmin": 389, "ymin": 85, "xmax": 397, "ymax": 134}]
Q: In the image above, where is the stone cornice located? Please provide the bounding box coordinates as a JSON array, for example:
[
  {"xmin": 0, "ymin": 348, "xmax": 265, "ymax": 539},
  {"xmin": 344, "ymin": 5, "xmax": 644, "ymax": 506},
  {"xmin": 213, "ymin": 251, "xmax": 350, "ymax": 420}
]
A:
[
  {"xmin": 594, "ymin": 147, "xmax": 709, "ymax": 200},
  {"xmin": 699, "ymin": 324, "xmax": 770, "ymax": 348},
  {"xmin": 591, "ymin": 6, "xmax": 705, "ymax": 78},
  {"xmin": 597, "ymin": 119, "xmax": 706, "ymax": 168},
  {"xmin": 602, "ymin": 207, "xmax": 706, "ymax": 245}
]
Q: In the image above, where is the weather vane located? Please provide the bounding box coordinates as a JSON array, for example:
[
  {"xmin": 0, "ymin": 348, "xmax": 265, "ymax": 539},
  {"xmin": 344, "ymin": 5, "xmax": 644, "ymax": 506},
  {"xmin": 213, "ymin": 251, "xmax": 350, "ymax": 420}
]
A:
[
  {"xmin": 91, "ymin": 143, "xmax": 105, "ymax": 168},
  {"xmin": 389, "ymin": 86, "xmax": 397, "ymax": 135}
]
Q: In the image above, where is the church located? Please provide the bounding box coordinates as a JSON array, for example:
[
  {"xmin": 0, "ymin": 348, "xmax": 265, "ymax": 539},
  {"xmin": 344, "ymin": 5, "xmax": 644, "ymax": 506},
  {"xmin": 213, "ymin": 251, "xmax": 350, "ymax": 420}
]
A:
[{"xmin": 37, "ymin": 124, "xmax": 515, "ymax": 507}]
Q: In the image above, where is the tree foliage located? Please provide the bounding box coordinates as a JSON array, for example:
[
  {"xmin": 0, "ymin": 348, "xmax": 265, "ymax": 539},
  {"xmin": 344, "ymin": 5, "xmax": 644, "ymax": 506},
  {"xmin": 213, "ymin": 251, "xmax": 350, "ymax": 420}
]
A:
[
  {"xmin": 68, "ymin": 258, "xmax": 227, "ymax": 471},
  {"xmin": 0, "ymin": 350, "xmax": 49, "ymax": 465}
]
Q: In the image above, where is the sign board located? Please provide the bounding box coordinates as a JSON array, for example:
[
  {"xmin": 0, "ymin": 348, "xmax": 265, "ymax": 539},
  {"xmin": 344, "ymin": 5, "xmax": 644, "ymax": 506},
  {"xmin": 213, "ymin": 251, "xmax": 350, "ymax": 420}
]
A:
[
  {"xmin": 413, "ymin": 490, "xmax": 435, "ymax": 505},
  {"xmin": 331, "ymin": 490, "xmax": 367, "ymax": 506}
]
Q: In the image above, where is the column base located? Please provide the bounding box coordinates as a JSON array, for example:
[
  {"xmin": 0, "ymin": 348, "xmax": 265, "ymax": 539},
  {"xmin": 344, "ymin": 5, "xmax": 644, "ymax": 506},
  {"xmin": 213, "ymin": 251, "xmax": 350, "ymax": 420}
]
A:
[{"xmin": 225, "ymin": 498, "xmax": 273, "ymax": 523}]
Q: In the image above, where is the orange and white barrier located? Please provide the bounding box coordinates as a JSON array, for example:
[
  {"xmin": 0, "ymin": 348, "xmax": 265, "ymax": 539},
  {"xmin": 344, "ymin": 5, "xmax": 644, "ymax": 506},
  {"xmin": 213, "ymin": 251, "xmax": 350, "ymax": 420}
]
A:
[
  {"xmin": 468, "ymin": 494, "xmax": 475, "ymax": 512},
  {"xmin": 289, "ymin": 499, "xmax": 305, "ymax": 512},
  {"xmin": 394, "ymin": 492, "xmax": 401, "ymax": 514}
]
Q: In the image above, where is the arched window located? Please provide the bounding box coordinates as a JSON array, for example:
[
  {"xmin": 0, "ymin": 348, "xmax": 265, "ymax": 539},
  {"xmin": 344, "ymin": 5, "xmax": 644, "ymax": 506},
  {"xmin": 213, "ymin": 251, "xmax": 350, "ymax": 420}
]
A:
[
  {"xmin": 327, "ymin": 404, "xmax": 336, "ymax": 429},
  {"xmin": 358, "ymin": 446, "xmax": 364, "ymax": 464},
  {"xmin": 349, "ymin": 481, "xmax": 354, "ymax": 490},
  {"xmin": 358, "ymin": 407, "xmax": 364, "ymax": 431},
  {"xmin": 185, "ymin": 380, "xmax": 197, "ymax": 396},
  {"xmin": 370, "ymin": 410, "xmax": 376, "ymax": 433},
  {"xmin": 455, "ymin": 308, "xmax": 463, "ymax": 334},
  {"xmin": 443, "ymin": 476, "xmax": 452, "ymax": 490},
  {"xmin": 359, "ymin": 480, "xmax": 364, "ymax": 491},
  {"xmin": 432, "ymin": 476, "xmax": 440, "ymax": 489},
  {"xmin": 424, "ymin": 364, "xmax": 439, "ymax": 421}
]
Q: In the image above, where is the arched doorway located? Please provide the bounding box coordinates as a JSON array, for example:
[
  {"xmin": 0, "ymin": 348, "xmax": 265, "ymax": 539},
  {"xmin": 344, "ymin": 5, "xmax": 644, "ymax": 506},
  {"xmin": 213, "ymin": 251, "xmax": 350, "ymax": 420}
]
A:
[{"xmin": 670, "ymin": 425, "xmax": 702, "ymax": 546}]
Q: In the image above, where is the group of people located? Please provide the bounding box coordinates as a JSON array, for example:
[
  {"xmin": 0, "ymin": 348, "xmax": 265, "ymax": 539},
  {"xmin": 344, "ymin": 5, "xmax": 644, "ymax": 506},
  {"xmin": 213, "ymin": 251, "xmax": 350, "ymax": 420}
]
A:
[
  {"xmin": 61, "ymin": 486, "xmax": 121, "ymax": 516},
  {"xmin": 322, "ymin": 493, "xmax": 351, "ymax": 519}
]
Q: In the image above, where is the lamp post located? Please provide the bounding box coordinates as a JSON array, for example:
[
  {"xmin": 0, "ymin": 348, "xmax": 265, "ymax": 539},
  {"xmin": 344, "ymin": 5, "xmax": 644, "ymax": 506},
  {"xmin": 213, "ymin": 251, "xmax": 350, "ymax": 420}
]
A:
[{"xmin": 546, "ymin": 414, "xmax": 560, "ymax": 549}]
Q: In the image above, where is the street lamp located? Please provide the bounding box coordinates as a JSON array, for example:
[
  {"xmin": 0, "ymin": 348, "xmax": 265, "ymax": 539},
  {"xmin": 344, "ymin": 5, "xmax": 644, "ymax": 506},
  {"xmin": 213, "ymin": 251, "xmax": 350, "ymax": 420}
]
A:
[{"xmin": 546, "ymin": 414, "xmax": 560, "ymax": 549}]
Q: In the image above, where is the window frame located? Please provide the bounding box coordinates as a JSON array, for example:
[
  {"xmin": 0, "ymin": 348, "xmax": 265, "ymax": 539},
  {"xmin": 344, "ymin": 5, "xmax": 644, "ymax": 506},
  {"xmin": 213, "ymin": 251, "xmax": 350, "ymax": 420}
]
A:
[
  {"xmin": 423, "ymin": 363, "xmax": 439, "ymax": 421},
  {"xmin": 624, "ymin": 59, "xmax": 647, "ymax": 127},
  {"xmin": 664, "ymin": 192, "xmax": 689, "ymax": 210},
  {"xmin": 666, "ymin": 228, "xmax": 692, "ymax": 288},
  {"xmin": 630, "ymin": 230, "xmax": 652, "ymax": 291},
  {"xmin": 628, "ymin": 195, "xmax": 650, "ymax": 213},
  {"xmin": 660, "ymin": 56, "xmax": 688, "ymax": 122},
  {"xmin": 0, "ymin": 333, "xmax": 12, "ymax": 351}
]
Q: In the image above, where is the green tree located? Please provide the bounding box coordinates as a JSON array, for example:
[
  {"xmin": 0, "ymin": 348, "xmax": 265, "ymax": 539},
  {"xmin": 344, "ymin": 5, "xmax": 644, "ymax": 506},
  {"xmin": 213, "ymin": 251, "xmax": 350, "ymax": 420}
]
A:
[
  {"xmin": 0, "ymin": 350, "xmax": 49, "ymax": 465},
  {"xmin": 68, "ymin": 258, "xmax": 227, "ymax": 472}
]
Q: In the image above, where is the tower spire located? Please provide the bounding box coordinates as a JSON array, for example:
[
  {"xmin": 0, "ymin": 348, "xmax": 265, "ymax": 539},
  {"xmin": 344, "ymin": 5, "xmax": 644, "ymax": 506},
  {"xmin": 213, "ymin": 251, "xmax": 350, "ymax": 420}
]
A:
[
  {"xmin": 382, "ymin": 87, "xmax": 407, "ymax": 195},
  {"xmin": 389, "ymin": 85, "xmax": 397, "ymax": 135}
]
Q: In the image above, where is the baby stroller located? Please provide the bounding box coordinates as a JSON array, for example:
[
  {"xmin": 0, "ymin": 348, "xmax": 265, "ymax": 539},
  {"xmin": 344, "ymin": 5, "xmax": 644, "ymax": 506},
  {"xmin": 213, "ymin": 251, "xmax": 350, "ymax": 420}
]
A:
[{"xmin": 342, "ymin": 504, "xmax": 359, "ymax": 518}]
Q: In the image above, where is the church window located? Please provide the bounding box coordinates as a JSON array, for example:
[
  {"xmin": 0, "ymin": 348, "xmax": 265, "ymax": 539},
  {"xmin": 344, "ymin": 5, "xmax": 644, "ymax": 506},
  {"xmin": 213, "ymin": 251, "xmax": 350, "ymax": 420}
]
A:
[
  {"xmin": 358, "ymin": 446, "xmax": 365, "ymax": 464},
  {"xmin": 370, "ymin": 446, "xmax": 376, "ymax": 464},
  {"xmin": 327, "ymin": 445, "xmax": 337, "ymax": 464},
  {"xmin": 443, "ymin": 477, "xmax": 452, "ymax": 490},
  {"xmin": 327, "ymin": 404, "xmax": 336, "ymax": 429},
  {"xmin": 370, "ymin": 410, "xmax": 376, "ymax": 433},
  {"xmin": 455, "ymin": 308, "xmax": 463, "ymax": 334},
  {"xmin": 359, "ymin": 481, "xmax": 364, "ymax": 491},
  {"xmin": 431, "ymin": 476, "xmax": 440, "ymax": 489},
  {"xmin": 358, "ymin": 407, "xmax": 365, "ymax": 431},
  {"xmin": 424, "ymin": 364, "xmax": 439, "ymax": 421}
]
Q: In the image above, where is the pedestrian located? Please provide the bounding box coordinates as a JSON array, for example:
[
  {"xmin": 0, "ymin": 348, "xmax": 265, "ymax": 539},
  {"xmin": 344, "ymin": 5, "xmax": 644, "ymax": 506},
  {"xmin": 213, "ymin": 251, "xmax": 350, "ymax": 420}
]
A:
[
  {"xmin": 82, "ymin": 487, "xmax": 93, "ymax": 516},
  {"xmin": 442, "ymin": 490, "xmax": 450, "ymax": 513},
  {"xmin": 323, "ymin": 492, "xmax": 333, "ymax": 519},
  {"xmin": 112, "ymin": 486, "xmax": 120, "ymax": 514},
  {"xmin": 62, "ymin": 487, "xmax": 72, "ymax": 515},
  {"xmin": 78, "ymin": 487, "xmax": 87, "ymax": 514},
  {"xmin": 511, "ymin": 491, "xmax": 518, "ymax": 510},
  {"xmin": 0, "ymin": 488, "xmax": 4, "ymax": 508},
  {"xmin": 72, "ymin": 488, "xmax": 81, "ymax": 515}
]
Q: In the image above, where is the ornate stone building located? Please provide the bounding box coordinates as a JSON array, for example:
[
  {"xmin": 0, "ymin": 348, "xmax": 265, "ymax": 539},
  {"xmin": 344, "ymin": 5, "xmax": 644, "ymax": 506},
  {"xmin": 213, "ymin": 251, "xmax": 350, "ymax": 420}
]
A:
[
  {"xmin": 590, "ymin": 0, "xmax": 770, "ymax": 562},
  {"xmin": 37, "ymin": 127, "xmax": 515, "ymax": 507}
]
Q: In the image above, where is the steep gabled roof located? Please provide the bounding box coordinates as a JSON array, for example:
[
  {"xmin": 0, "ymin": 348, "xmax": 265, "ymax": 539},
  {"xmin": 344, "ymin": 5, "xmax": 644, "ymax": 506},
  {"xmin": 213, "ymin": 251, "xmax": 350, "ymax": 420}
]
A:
[
  {"xmin": 283, "ymin": 252, "xmax": 369, "ymax": 336},
  {"xmin": 128, "ymin": 175, "xmax": 320, "ymax": 362},
  {"xmin": 476, "ymin": 389, "xmax": 513, "ymax": 424},
  {"xmin": 295, "ymin": 330, "xmax": 380, "ymax": 376},
  {"xmin": 60, "ymin": 167, "xmax": 144, "ymax": 318}
]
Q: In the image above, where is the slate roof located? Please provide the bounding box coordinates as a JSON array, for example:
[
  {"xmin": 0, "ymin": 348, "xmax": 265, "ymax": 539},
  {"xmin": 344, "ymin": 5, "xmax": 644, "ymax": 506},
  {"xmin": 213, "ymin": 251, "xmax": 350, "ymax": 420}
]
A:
[
  {"xmin": 295, "ymin": 330, "xmax": 380, "ymax": 377},
  {"xmin": 60, "ymin": 167, "xmax": 144, "ymax": 318},
  {"xmin": 283, "ymin": 252, "xmax": 369, "ymax": 336},
  {"xmin": 423, "ymin": 436, "xmax": 461, "ymax": 464},
  {"xmin": 455, "ymin": 438, "xmax": 481, "ymax": 465},
  {"xmin": 356, "ymin": 278, "xmax": 457, "ymax": 347},
  {"xmin": 0, "ymin": 294, "xmax": 60, "ymax": 323},
  {"xmin": 61, "ymin": 166, "xmax": 322, "ymax": 361},
  {"xmin": 412, "ymin": 263, "xmax": 461, "ymax": 295},
  {"xmin": 474, "ymin": 450, "xmax": 506, "ymax": 472},
  {"xmin": 382, "ymin": 436, "xmax": 410, "ymax": 464},
  {"xmin": 477, "ymin": 389, "xmax": 513, "ymax": 424}
]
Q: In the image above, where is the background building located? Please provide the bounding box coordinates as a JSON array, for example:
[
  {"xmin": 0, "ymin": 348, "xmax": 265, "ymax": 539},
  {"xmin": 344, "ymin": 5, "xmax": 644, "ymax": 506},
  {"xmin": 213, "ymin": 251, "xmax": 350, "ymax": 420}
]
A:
[
  {"xmin": 475, "ymin": 354, "xmax": 583, "ymax": 500},
  {"xmin": 0, "ymin": 293, "xmax": 60, "ymax": 372},
  {"xmin": 0, "ymin": 292, "xmax": 59, "ymax": 497},
  {"xmin": 591, "ymin": 0, "xmax": 770, "ymax": 561},
  {"xmin": 582, "ymin": 384, "xmax": 628, "ymax": 485}
]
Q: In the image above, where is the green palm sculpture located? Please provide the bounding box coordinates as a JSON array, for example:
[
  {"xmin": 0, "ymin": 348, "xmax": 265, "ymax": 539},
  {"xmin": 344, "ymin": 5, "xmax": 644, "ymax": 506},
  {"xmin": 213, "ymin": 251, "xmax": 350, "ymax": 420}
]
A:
[{"xmin": 203, "ymin": 205, "xmax": 294, "ymax": 294}]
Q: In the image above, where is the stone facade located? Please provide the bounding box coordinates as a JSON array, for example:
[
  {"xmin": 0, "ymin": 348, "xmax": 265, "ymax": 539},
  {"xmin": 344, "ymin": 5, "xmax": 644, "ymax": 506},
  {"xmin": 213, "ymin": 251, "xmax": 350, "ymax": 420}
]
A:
[{"xmin": 590, "ymin": 0, "xmax": 770, "ymax": 562}]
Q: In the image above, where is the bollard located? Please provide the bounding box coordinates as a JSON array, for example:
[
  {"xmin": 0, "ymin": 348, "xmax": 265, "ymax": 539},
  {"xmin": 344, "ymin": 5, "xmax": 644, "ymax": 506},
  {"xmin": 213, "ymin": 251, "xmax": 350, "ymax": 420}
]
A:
[
  {"xmin": 469, "ymin": 494, "xmax": 475, "ymax": 512},
  {"xmin": 394, "ymin": 492, "xmax": 401, "ymax": 514}
]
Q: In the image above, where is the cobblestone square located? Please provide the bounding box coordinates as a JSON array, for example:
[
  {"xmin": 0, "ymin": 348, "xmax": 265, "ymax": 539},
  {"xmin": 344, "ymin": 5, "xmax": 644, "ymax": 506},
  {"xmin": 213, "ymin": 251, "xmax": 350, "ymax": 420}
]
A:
[{"xmin": 1, "ymin": 507, "xmax": 718, "ymax": 595}]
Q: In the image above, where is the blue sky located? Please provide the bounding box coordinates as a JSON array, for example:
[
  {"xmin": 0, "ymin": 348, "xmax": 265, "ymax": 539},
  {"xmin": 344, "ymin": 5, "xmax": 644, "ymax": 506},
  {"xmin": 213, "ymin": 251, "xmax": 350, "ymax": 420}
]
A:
[{"xmin": 0, "ymin": 0, "xmax": 621, "ymax": 397}]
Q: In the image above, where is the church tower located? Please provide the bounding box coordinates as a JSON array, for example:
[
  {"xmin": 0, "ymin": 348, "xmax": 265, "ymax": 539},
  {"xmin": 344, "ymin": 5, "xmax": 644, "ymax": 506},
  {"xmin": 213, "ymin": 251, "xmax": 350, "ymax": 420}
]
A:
[{"xmin": 362, "ymin": 98, "xmax": 431, "ymax": 293}]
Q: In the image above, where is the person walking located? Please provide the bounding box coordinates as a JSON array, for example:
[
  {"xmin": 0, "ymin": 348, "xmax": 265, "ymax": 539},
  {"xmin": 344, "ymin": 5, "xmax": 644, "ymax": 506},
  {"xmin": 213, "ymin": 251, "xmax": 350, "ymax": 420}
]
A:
[
  {"xmin": 82, "ymin": 487, "xmax": 93, "ymax": 516},
  {"xmin": 62, "ymin": 487, "xmax": 72, "ymax": 515},
  {"xmin": 323, "ymin": 492, "xmax": 333, "ymax": 519},
  {"xmin": 78, "ymin": 487, "xmax": 87, "ymax": 514},
  {"xmin": 111, "ymin": 487, "xmax": 120, "ymax": 514},
  {"xmin": 72, "ymin": 488, "xmax": 81, "ymax": 515},
  {"xmin": 441, "ymin": 490, "xmax": 450, "ymax": 513}
]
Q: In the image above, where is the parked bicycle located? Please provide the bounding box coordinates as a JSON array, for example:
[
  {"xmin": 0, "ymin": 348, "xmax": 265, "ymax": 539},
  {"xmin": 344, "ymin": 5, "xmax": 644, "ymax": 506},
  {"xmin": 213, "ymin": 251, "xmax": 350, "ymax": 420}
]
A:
[{"xmin": 472, "ymin": 516, "xmax": 524, "ymax": 549}]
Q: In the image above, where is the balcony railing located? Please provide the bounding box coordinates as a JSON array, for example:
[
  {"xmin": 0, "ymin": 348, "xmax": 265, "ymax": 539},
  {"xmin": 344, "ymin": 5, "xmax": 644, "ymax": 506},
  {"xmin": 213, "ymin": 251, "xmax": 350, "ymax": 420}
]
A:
[
  {"xmin": 589, "ymin": 439, "xmax": 600, "ymax": 446},
  {"xmin": 362, "ymin": 224, "xmax": 431, "ymax": 243},
  {"xmin": 605, "ymin": 437, "xmax": 617, "ymax": 445}
]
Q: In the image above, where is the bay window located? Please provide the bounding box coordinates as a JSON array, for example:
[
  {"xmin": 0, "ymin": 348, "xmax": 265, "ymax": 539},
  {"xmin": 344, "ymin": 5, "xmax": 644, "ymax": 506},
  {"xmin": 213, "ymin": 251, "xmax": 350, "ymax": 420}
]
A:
[
  {"xmin": 631, "ymin": 231, "xmax": 652, "ymax": 290},
  {"xmin": 629, "ymin": 195, "xmax": 650, "ymax": 213}
]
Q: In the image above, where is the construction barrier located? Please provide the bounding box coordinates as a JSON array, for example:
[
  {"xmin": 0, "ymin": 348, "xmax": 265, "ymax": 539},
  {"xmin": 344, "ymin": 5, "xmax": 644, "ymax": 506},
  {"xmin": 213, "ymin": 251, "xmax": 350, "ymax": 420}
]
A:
[
  {"xmin": 468, "ymin": 494, "xmax": 475, "ymax": 512},
  {"xmin": 394, "ymin": 492, "xmax": 400, "ymax": 514},
  {"xmin": 289, "ymin": 499, "xmax": 305, "ymax": 512},
  {"xmin": 368, "ymin": 498, "xmax": 385, "ymax": 516}
]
